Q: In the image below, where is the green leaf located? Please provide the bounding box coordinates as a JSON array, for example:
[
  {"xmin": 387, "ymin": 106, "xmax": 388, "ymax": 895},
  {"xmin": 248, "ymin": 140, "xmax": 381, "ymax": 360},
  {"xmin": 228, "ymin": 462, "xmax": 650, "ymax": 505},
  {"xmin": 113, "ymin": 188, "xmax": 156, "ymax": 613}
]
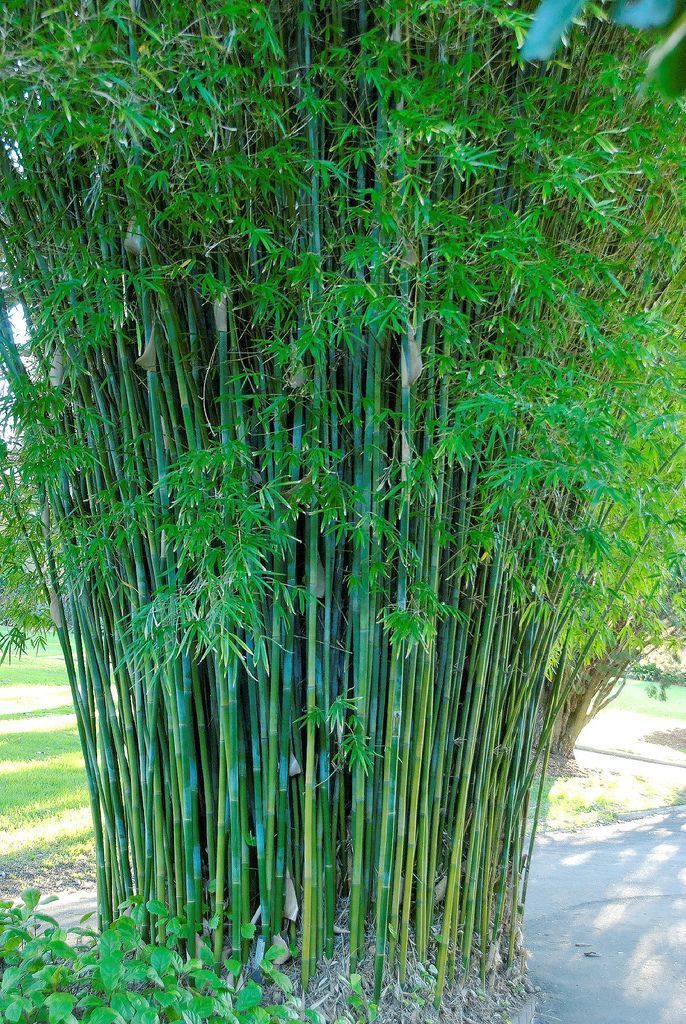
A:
[
  {"xmin": 47, "ymin": 993, "xmax": 76, "ymax": 1024},
  {"xmin": 99, "ymin": 955, "xmax": 122, "ymax": 992},
  {"xmin": 265, "ymin": 968, "xmax": 292, "ymax": 995},
  {"xmin": 21, "ymin": 887, "xmax": 41, "ymax": 912},
  {"xmin": 224, "ymin": 958, "xmax": 241, "ymax": 977},
  {"xmin": 151, "ymin": 946, "xmax": 173, "ymax": 975},
  {"xmin": 4, "ymin": 1001, "xmax": 24, "ymax": 1024},
  {"xmin": 145, "ymin": 900, "xmax": 169, "ymax": 917},
  {"xmin": 235, "ymin": 982, "xmax": 263, "ymax": 1012},
  {"xmin": 137, "ymin": 1013, "xmax": 159, "ymax": 1024},
  {"xmin": 349, "ymin": 974, "xmax": 363, "ymax": 997},
  {"xmin": 202, "ymin": 944, "xmax": 216, "ymax": 967},
  {"xmin": 86, "ymin": 1010, "xmax": 119, "ymax": 1024},
  {"xmin": 240, "ymin": 922, "xmax": 256, "ymax": 940},
  {"xmin": 187, "ymin": 995, "xmax": 215, "ymax": 1018},
  {"xmin": 47, "ymin": 939, "xmax": 77, "ymax": 960}
]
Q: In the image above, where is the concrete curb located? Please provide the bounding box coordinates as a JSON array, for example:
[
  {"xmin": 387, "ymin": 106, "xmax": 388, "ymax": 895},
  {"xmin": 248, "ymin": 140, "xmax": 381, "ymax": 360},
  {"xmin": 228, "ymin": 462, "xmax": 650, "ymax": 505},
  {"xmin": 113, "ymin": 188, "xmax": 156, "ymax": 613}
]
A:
[
  {"xmin": 575, "ymin": 743, "xmax": 686, "ymax": 770},
  {"xmin": 616, "ymin": 801, "xmax": 686, "ymax": 822}
]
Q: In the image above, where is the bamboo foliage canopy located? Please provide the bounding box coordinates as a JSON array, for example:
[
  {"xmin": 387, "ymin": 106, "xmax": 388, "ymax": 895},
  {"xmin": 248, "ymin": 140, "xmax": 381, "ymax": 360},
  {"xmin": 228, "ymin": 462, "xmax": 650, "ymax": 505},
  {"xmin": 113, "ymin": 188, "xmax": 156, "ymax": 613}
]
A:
[{"xmin": 0, "ymin": 0, "xmax": 685, "ymax": 1005}]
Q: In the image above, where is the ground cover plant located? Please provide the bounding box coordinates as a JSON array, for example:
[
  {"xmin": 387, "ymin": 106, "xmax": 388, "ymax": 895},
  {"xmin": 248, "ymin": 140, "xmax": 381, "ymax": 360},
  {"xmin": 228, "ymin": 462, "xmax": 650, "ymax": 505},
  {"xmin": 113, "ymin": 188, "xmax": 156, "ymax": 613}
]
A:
[
  {"xmin": 0, "ymin": 891, "xmax": 314, "ymax": 1024},
  {"xmin": 0, "ymin": 0, "xmax": 685, "ymax": 1009}
]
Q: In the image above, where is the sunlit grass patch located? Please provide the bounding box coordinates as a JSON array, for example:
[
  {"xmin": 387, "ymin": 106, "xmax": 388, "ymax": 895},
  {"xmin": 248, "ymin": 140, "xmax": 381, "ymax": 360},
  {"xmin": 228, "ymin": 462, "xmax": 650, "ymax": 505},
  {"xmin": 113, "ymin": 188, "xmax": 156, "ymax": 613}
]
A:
[
  {"xmin": 0, "ymin": 639, "xmax": 94, "ymax": 894},
  {"xmin": 1, "ymin": 807, "xmax": 93, "ymax": 856},
  {"xmin": 0, "ymin": 735, "xmax": 90, "ymax": 831},
  {"xmin": 540, "ymin": 770, "xmax": 686, "ymax": 831},
  {"xmin": 0, "ymin": 705, "xmax": 76, "ymax": 722},
  {"xmin": 0, "ymin": 638, "xmax": 70, "ymax": 689},
  {"xmin": 0, "ymin": 812, "xmax": 95, "ymax": 894},
  {"xmin": 0, "ymin": 685, "xmax": 74, "ymax": 719}
]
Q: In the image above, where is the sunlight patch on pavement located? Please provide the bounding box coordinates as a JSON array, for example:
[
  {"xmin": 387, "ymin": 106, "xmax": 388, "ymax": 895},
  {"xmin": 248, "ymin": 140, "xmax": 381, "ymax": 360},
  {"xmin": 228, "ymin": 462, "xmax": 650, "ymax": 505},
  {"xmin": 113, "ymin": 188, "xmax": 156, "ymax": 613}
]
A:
[
  {"xmin": 561, "ymin": 851, "xmax": 593, "ymax": 866},
  {"xmin": 594, "ymin": 900, "xmax": 627, "ymax": 930}
]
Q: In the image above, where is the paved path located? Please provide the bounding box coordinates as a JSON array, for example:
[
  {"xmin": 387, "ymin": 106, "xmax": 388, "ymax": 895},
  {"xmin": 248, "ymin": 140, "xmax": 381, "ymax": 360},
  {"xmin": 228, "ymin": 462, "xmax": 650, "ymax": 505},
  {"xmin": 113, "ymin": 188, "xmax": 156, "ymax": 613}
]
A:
[
  {"xmin": 525, "ymin": 806, "xmax": 686, "ymax": 1024},
  {"xmin": 43, "ymin": 889, "xmax": 97, "ymax": 930}
]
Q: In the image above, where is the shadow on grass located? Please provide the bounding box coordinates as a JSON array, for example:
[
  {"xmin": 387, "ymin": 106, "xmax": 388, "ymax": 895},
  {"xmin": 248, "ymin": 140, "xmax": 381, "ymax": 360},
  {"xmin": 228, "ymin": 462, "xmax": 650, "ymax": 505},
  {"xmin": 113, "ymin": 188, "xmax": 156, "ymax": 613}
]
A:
[{"xmin": 0, "ymin": 704, "xmax": 75, "ymax": 722}]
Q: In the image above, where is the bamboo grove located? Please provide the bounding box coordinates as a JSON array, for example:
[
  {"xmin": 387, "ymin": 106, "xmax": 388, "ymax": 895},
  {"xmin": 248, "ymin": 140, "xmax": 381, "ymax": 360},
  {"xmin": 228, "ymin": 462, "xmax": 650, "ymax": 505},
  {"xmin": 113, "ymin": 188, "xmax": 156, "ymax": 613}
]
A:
[{"xmin": 0, "ymin": 0, "xmax": 685, "ymax": 1006}]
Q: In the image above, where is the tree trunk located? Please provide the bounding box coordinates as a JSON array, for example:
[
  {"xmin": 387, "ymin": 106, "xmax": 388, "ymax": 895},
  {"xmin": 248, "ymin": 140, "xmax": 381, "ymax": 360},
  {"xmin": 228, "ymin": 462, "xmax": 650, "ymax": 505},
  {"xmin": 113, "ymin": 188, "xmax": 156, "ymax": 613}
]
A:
[
  {"xmin": 551, "ymin": 687, "xmax": 595, "ymax": 758},
  {"xmin": 550, "ymin": 650, "xmax": 639, "ymax": 758}
]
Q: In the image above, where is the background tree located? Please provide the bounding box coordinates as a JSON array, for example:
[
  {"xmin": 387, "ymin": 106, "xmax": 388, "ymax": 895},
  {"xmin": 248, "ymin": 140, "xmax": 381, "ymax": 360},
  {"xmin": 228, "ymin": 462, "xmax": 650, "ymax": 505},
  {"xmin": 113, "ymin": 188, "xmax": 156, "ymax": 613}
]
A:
[
  {"xmin": 544, "ymin": 429, "xmax": 686, "ymax": 758},
  {"xmin": 0, "ymin": 0, "xmax": 684, "ymax": 1007}
]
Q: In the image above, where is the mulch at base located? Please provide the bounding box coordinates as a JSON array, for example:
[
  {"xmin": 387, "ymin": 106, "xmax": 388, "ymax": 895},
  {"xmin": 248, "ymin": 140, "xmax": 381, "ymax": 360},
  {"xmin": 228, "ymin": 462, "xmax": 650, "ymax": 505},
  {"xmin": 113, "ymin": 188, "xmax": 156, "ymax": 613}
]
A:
[
  {"xmin": 545, "ymin": 752, "xmax": 595, "ymax": 780},
  {"xmin": 262, "ymin": 911, "xmax": 533, "ymax": 1024},
  {"xmin": 643, "ymin": 726, "xmax": 686, "ymax": 753}
]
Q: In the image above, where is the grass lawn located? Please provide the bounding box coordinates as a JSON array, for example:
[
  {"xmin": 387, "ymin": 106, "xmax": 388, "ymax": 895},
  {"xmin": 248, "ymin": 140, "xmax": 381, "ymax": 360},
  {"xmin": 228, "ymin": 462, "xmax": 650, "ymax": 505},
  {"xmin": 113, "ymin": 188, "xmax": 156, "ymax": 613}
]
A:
[
  {"xmin": 0, "ymin": 638, "xmax": 94, "ymax": 896},
  {"xmin": 611, "ymin": 678, "xmax": 686, "ymax": 718}
]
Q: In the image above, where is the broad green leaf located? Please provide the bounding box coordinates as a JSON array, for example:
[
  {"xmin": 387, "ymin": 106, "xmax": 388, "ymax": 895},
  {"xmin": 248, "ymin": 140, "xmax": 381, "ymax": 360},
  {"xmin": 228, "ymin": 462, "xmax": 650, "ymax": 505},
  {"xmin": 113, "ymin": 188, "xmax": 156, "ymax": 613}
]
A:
[
  {"xmin": 21, "ymin": 888, "xmax": 41, "ymax": 912},
  {"xmin": 235, "ymin": 982, "xmax": 263, "ymax": 1012},
  {"xmin": 47, "ymin": 993, "xmax": 76, "ymax": 1024},
  {"xmin": 4, "ymin": 1001, "xmax": 24, "ymax": 1024},
  {"xmin": 145, "ymin": 901, "xmax": 169, "ymax": 917},
  {"xmin": 151, "ymin": 947, "xmax": 173, "ymax": 975},
  {"xmin": 99, "ymin": 955, "xmax": 122, "ymax": 992}
]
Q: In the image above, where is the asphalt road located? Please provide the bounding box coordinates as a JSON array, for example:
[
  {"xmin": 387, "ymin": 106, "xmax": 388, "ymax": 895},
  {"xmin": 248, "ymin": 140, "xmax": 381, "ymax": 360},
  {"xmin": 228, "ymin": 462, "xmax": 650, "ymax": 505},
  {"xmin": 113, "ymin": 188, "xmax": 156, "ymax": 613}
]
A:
[{"xmin": 525, "ymin": 806, "xmax": 686, "ymax": 1024}]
